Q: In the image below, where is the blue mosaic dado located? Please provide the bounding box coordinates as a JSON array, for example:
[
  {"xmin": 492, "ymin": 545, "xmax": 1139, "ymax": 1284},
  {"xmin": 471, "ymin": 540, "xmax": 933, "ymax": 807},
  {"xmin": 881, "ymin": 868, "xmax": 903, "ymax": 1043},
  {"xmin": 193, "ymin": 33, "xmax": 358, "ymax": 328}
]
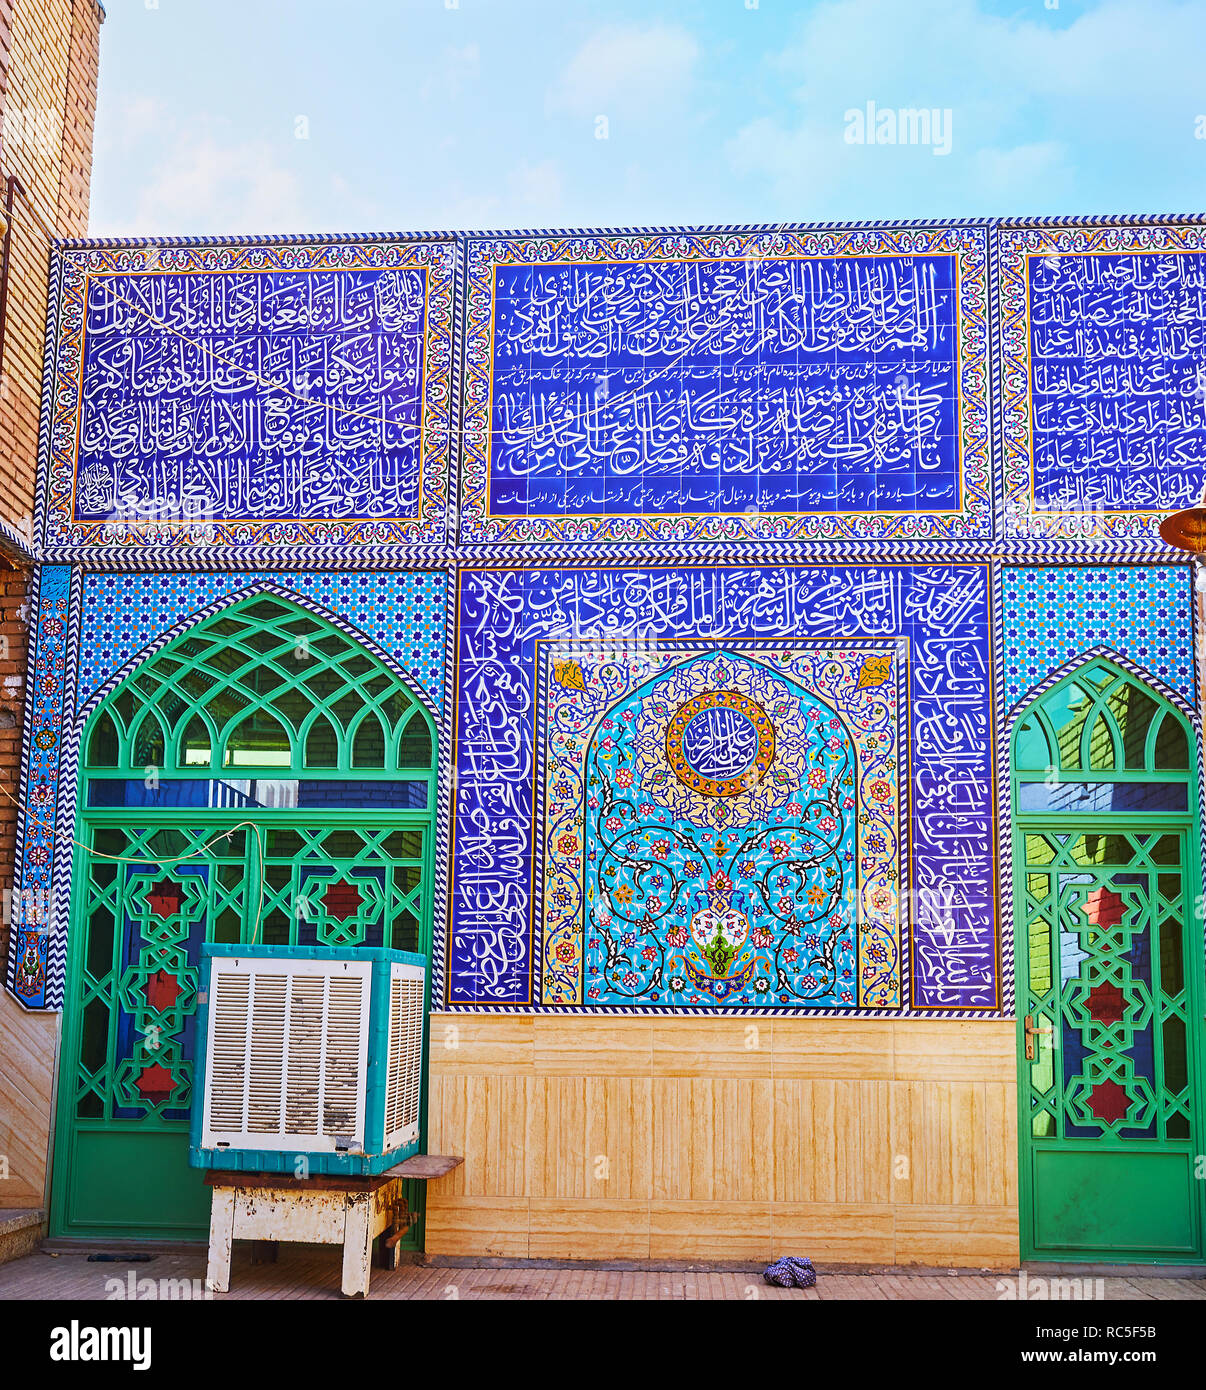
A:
[
  {"xmin": 78, "ymin": 571, "xmax": 447, "ymax": 714},
  {"xmin": 998, "ymin": 221, "xmax": 1206, "ymax": 541},
  {"xmin": 1000, "ymin": 566, "xmax": 1194, "ymax": 712},
  {"xmin": 461, "ymin": 225, "xmax": 991, "ymax": 543},
  {"xmin": 42, "ymin": 238, "xmax": 456, "ymax": 548},
  {"xmin": 452, "ymin": 562, "xmax": 996, "ymax": 1013},
  {"xmin": 11, "ymin": 567, "xmax": 70, "ymax": 1008}
]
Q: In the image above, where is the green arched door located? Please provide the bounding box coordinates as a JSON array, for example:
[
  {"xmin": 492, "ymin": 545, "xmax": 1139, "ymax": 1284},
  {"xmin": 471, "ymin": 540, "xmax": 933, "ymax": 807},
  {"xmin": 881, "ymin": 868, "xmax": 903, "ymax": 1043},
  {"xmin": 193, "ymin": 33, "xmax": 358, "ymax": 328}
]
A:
[
  {"xmin": 51, "ymin": 595, "xmax": 438, "ymax": 1242},
  {"xmin": 1013, "ymin": 659, "xmax": 1206, "ymax": 1262}
]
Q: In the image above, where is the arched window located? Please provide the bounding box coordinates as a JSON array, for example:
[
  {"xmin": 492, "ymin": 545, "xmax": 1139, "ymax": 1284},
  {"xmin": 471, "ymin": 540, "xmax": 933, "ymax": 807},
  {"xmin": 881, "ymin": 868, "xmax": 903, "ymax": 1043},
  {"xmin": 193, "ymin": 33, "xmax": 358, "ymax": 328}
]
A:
[
  {"xmin": 1012, "ymin": 658, "xmax": 1192, "ymax": 814},
  {"xmin": 84, "ymin": 594, "xmax": 435, "ymax": 789}
]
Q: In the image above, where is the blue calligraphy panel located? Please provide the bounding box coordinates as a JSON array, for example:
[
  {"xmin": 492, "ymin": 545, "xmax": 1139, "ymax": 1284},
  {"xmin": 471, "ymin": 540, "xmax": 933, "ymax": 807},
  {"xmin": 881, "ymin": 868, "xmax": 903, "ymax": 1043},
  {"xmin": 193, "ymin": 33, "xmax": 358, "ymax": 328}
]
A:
[
  {"xmin": 45, "ymin": 240, "xmax": 456, "ymax": 547},
  {"xmin": 1000, "ymin": 224, "xmax": 1206, "ymax": 539},
  {"xmin": 461, "ymin": 228, "xmax": 991, "ymax": 543},
  {"xmin": 451, "ymin": 563, "xmax": 996, "ymax": 1012}
]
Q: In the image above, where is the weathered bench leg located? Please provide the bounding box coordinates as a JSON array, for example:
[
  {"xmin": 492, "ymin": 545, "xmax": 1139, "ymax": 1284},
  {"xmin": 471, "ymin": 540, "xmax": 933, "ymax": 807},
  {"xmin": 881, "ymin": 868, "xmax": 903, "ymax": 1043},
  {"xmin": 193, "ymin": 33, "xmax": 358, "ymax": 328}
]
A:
[
  {"xmin": 341, "ymin": 1192, "xmax": 372, "ymax": 1299},
  {"xmin": 206, "ymin": 1189, "xmax": 236, "ymax": 1295}
]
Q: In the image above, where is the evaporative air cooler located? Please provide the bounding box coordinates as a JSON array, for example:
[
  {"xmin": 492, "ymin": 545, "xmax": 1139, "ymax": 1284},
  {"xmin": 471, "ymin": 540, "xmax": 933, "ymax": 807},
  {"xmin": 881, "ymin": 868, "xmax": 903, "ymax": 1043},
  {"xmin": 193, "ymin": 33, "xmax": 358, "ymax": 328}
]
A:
[{"xmin": 189, "ymin": 944, "xmax": 426, "ymax": 1175}]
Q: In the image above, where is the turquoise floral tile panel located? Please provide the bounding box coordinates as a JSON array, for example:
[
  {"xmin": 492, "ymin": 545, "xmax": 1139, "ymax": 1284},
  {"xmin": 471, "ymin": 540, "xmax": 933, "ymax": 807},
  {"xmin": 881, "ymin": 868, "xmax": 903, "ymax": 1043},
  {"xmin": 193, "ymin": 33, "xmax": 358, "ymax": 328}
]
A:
[{"xmin": 538, "ymin": 643, "xmax": 903, "ymax": 1009}]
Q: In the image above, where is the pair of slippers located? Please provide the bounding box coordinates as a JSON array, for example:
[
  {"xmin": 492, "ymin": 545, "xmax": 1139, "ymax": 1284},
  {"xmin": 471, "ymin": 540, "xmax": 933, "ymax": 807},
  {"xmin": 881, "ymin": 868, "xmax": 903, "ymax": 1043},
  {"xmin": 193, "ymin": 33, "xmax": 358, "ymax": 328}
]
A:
[{"xmin": 762, "ymin": 1256, "xmax": 817, "ymax": 1289}]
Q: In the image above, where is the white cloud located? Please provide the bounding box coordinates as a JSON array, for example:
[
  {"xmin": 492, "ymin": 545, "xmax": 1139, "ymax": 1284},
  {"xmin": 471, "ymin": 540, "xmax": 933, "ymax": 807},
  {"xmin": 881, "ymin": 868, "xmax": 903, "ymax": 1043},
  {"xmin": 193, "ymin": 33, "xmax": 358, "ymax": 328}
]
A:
[
  {"xmin": 972, "ymin": 141, "xmax": 1068, "ymax": 202},
  {"xmin": 726, "ymin": 115, "xmax": 846, "ymax": 204},
  {"xmin": 433, "ymin": 157, "xmax": 564, "ymax": 231},
  {"xmin": 724, "ymin": 0, "xmax": 1206, "ymax": 214},
  {"xmin": 420, "ymin": 43, "xmax": 481, "ymax": 103},
  {"xmin": 548, "ymin": 23, "xmax": 699, "ymax": 120},
  {"xmin": 98, "ymin": 94, "xmax": 163, "ymax": 156},
  {"xmin": 92, "ymin": 129, "xmax": 308, "ymax": 237}
]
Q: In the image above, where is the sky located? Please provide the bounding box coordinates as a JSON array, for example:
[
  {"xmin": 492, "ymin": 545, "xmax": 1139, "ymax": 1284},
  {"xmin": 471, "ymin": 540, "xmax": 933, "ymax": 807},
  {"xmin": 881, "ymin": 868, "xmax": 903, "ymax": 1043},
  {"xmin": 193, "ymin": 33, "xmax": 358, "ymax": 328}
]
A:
[{"xmin": 88, "ymin": 0, "xmax": 1206, "ymax": 237}]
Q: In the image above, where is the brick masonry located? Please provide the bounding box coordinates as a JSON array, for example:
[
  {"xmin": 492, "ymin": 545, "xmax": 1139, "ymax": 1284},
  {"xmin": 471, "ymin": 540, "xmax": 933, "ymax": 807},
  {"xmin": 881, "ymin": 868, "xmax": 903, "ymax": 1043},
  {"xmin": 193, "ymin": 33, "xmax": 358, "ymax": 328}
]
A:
[{"xmin": 0, "ymin": 0, "xmax": 101, "ymax": 1215}]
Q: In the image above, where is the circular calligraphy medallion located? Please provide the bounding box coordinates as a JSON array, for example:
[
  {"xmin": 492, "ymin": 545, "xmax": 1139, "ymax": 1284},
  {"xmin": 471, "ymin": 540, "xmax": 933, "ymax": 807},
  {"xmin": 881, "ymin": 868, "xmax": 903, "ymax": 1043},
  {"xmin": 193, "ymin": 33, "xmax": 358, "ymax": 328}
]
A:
[{"xmin": 664, "ymin": 690, "xmax": 775, "ymax": 797}]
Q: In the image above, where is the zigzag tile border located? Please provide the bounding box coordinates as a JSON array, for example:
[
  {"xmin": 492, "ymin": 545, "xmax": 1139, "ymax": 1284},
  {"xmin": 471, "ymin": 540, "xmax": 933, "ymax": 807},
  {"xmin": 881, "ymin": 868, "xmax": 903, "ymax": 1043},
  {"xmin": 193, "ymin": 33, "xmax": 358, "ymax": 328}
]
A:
[
  {"xmin": 431, "ymin": 558, "xmax": 459, "ymax": 1009},
  {"xmin": 43, "ymin": 565, "xmax": 83, "ymax": 1011},
  {"xmin": 990, "ymin": 557, "xmax": 1011, "ymax": 1016},
  {"xmin": 4, "ymin": 564, "xmax": 43, "ymax": 1002},
  {"xmin": 434, "ymin": 1003, "xmax": 1005, "ymax": 1019},
  {"xmin": 34, "ymin": 538, "xmax": 1196, "ymax": 569}
]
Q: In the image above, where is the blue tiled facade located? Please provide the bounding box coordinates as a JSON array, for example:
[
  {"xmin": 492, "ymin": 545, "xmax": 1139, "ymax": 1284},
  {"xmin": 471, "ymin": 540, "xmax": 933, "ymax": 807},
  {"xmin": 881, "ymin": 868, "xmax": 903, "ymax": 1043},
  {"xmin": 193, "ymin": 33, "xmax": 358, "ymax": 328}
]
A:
[{"xmin": 8, "ymin": 216, "xmax": 1203, "ymax": 1022}]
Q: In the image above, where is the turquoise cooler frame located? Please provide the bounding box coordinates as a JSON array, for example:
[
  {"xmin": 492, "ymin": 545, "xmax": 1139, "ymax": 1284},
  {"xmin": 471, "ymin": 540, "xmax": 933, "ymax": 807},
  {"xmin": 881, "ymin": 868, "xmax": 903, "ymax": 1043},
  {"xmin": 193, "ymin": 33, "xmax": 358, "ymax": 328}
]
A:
[{"xmin": 189, "ymin": 943, "xmax": 426, "ymax": 1176}]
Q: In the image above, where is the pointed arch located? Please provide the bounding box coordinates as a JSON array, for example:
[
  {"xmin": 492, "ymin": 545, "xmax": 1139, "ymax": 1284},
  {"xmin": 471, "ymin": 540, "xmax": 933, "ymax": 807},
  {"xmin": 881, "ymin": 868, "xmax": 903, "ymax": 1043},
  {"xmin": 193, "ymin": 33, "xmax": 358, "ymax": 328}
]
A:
[
  {"xmin": 52, "ymin": 583, "xmax": 441, "ymax": 1240},
  {"xmin": 77, "ymin": 585, "xmax": 438, "ymax": 780},
  {"xmin": 75, "ymin": 580, "xmax": 440, "ymax": 734},
  {"xmin": 1005, "ymin": 644, "xmax": 1197, "ymax": 730},
  {"xmin": 1009, "ymin": 653, "xmax": 1195, "ymax": 807}
]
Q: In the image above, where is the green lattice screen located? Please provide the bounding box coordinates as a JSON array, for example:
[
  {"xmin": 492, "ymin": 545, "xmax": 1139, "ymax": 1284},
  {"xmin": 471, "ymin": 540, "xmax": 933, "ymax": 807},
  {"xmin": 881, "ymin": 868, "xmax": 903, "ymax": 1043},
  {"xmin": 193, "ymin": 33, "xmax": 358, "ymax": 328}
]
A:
[
  {"xmin": 1011, "ymin": 659, "xmax": 1205, "ymax": 1262},
  {"xmin": 85, "ymin": 595, "xmax": 434, "ymax": 780}
]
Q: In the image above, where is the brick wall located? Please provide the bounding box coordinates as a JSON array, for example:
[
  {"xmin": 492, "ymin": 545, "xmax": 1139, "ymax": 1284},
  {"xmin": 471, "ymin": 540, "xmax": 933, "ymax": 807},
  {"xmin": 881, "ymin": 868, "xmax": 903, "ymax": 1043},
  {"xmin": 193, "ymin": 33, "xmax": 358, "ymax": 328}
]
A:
[
  {"xmin": 0, "ymin": 0, "xmax": 101, "ymax": 954},
  {"xmin": 0, "ymin": 0, "xmax": 102, "ymax": 538},
  {"xmin": 0, "ymin": 0, "xmax": 101, "ymax": 1212}
]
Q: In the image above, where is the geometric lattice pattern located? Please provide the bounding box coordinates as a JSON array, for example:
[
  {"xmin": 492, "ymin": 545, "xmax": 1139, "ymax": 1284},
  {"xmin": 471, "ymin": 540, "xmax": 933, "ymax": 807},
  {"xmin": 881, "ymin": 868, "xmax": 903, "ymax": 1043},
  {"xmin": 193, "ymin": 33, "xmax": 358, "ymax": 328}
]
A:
[
  {"xmin": 1020, "ymin": 827, "xmax": 1194, "ymax": 1143},
  {"xmin": 50, "ymin": 585, "xmax": 439, "ymax": 1239},
  {"xmin": 1001, "ymin": 567, "xmax": 1193, "ymax": 712}
]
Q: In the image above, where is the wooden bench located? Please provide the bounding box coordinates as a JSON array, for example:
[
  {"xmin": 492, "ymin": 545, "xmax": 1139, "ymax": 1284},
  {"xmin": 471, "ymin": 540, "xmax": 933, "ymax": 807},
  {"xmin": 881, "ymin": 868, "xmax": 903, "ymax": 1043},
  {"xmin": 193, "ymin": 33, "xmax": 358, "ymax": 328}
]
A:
[{"xmin": 204, "ymin": 1155, "xmax": 463, "ymax": 1298}]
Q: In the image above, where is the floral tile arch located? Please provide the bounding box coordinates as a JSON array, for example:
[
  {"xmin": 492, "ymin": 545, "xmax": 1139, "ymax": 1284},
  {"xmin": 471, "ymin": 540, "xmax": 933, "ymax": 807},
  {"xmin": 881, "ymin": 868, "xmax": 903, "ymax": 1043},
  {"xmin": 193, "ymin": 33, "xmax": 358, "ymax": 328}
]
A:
[{"xmin": 538, "ymin": 643, "xmax": 904, "ymax": 1009}]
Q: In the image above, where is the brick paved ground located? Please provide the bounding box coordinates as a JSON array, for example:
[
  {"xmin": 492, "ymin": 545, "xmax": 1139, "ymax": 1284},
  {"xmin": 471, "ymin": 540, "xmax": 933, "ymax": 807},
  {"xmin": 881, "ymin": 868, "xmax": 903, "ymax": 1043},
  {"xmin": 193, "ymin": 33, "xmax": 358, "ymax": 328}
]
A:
[{"xmin": 1, "ymin": 1247, "xmax": 1204, "ymax": 1300}]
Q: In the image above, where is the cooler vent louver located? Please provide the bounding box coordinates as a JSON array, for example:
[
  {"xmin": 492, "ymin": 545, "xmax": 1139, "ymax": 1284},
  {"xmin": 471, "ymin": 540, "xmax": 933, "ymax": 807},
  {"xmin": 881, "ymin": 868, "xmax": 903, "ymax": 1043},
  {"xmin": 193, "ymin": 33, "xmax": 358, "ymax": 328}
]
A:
[
  {"xmin": 192, "ymin": 946, "xmax": 425, "ymax": 1176},
  {"xmin": 384, "ymin": 970, "xmax": 425, "ymax": 1148}
]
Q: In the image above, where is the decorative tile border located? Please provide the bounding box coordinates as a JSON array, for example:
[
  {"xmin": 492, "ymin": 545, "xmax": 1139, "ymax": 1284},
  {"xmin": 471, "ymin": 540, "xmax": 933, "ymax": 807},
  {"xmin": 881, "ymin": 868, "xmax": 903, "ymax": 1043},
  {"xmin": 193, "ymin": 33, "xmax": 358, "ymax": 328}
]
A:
[{"xmin": 6, "ymin": 566, "xmax": 70, "ymax": 1008}]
